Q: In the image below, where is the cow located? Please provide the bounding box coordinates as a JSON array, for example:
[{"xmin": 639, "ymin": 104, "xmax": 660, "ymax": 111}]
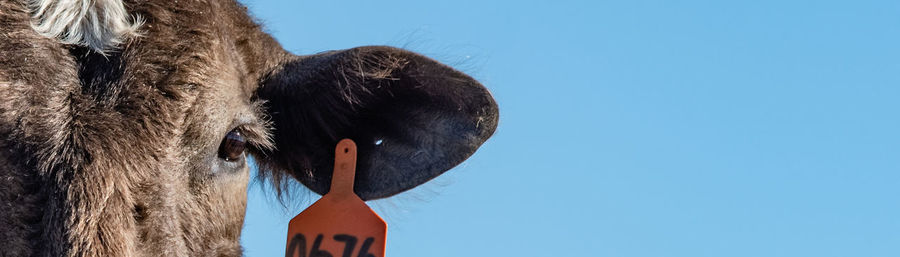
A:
[{"xmin": 0, "ymin": 0, "xmax": 499, "ymax": 256}]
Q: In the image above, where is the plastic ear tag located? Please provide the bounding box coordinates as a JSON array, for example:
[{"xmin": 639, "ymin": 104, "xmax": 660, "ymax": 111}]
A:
[{"xmin": 285, "ymin": 139, "xmax": 387, "ymax": 257}]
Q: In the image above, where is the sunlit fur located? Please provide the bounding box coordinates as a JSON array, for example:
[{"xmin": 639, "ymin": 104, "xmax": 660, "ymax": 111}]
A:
[{"xmin": 28, "ymin": 0, "xmax": 141, "ymax": 53}]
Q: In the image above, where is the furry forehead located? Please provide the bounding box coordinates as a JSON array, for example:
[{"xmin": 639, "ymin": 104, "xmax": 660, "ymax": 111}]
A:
[{"xmin": 28, "ymin": 0, "xmax": 141, "ymax": 53}]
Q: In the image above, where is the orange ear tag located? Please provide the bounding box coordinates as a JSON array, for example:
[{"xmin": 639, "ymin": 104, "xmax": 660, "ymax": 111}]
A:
[{"xmin": 285, "ymin": 139, "xmax": 387, "ymax": 257}]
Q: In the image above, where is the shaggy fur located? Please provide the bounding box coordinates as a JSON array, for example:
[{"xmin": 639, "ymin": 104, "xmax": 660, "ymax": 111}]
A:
[
  {"xmin": 28, "ymin": 0, "xmax": 141, "ymax": 53},
  {"xmin": 0, "ymin": 0, "xmax": 498, "ymax": 256}
]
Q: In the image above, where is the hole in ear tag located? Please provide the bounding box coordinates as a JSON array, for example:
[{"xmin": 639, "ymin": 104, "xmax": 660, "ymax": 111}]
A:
[{"xmin": 286, "ymin": 139, "xmax": 387, "ymax": 257}]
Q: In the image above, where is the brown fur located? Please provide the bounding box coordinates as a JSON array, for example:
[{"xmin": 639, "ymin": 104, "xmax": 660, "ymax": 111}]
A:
[{"xmin": 0, "ymin": 0, "xmax": 498, "ymax": 256}]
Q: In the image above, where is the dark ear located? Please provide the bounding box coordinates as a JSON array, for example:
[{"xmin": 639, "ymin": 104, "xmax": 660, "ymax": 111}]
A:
[{"xmin": 252, "ymin": 46, "xmax": 499, "ymax": 200}]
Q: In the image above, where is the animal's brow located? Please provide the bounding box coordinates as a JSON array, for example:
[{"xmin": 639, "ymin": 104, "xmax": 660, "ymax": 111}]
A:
[{"xmin": 234, "ymin": 100, "xmax": 274, "ymax": 151}]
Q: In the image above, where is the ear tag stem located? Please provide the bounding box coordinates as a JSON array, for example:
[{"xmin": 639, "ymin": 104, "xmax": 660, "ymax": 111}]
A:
[{"xmin": 285, "ymin": 139, "xmax": 387, "ymax": 257}]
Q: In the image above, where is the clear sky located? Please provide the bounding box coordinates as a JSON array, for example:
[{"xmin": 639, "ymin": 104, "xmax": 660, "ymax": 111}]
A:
[{"xmin": 238, "ymin": 0, "xmax": 900, "ymax": 256}]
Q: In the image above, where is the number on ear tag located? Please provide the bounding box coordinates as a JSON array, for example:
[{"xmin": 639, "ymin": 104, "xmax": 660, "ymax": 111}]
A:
[{"xmin": 285, "ymin": 139, "xmax": 387, "ymax": 257}]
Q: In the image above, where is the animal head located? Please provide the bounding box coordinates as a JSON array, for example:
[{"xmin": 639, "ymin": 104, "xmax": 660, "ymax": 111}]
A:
[{"xmin": 0, "ymin": 0, "xmax": 497, "ymax": 255}]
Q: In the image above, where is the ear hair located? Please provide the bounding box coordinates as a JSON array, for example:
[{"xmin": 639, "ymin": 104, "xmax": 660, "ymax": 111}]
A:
[{"xmin": 28, "ymin": 0, "xmax": 142, "ymax": 53}]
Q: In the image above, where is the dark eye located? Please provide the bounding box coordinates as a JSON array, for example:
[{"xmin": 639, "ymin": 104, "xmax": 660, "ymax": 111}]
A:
[{"xmin": 218, "ymin": 129, "xmax": 246, "ymax": 161}]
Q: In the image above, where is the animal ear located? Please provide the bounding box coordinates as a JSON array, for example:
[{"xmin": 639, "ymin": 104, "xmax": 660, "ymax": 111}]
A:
[{"xmin": 252, "ymin": 46, "xmax": 498, "ymax": 200}]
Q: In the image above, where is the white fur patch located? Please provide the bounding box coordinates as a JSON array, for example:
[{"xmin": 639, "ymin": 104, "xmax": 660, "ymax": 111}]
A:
[{"xmin": 28, "ymin": 0, "xmax": 142, "ymax": 53}]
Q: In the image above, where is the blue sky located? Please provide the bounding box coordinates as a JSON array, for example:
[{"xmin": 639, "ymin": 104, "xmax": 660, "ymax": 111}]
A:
[{"xmin": 239, "ymin": 0, "xmax": 900, "ymax": 256}]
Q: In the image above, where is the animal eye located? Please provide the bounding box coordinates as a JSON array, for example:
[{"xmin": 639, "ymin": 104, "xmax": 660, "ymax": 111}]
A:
[{"xmin": 218, "ymin": 129, "xmax": 246, "ymax": 162}]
